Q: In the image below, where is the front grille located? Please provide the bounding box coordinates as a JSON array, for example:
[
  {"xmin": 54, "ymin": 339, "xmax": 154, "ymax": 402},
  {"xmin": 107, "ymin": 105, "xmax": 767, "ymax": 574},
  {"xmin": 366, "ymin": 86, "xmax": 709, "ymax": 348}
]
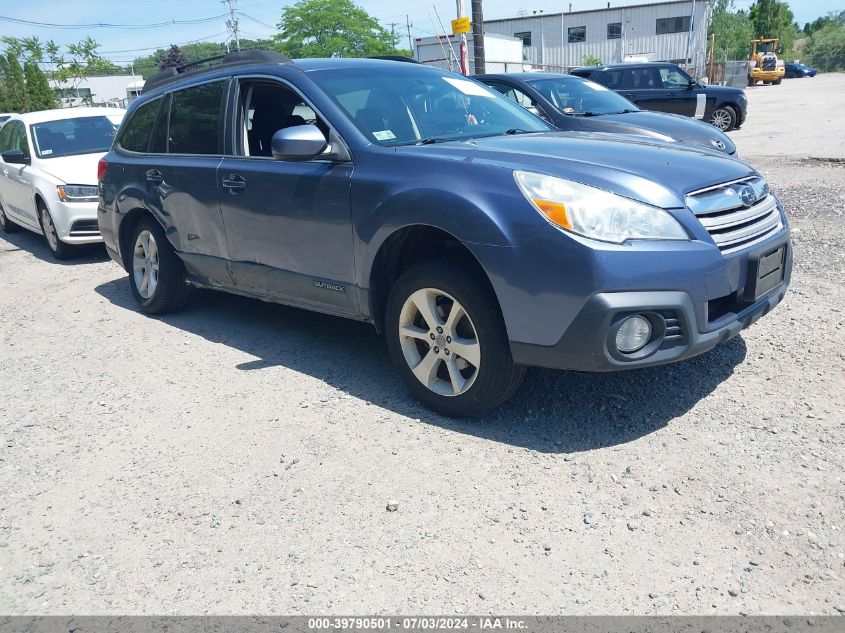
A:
[
  {"xmin": 69, "ymin": 219, "xmax": 101, "ymax": 237},
  {"xmin": 685, "ymin": 177, "xmax": 783, "ymax": 254}
]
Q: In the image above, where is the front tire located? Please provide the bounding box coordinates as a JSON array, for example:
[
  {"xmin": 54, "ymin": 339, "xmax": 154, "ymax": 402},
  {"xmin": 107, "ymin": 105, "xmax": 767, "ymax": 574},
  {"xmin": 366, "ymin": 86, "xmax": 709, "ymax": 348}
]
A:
[
  {"xmin": 38, "ymin": 202, "xmax": 74, "ymax": 260},
  {"xmin": 773, "ymin": 78, "xmax": 782, "ymax": 85},
  {"xmin": 0, "ymin": 202, "xmax": 20, "ymax": 233},
  {"xmin": 385, "ymin": 258, "xmax": 525, "ymax": 418},
  {"xmin": 710, "ymin": 105, "xmax": 737, "ymax": 132},
  {"xmin": 128, "ymin": 216, "xmax": 190, "ymax": 314}
]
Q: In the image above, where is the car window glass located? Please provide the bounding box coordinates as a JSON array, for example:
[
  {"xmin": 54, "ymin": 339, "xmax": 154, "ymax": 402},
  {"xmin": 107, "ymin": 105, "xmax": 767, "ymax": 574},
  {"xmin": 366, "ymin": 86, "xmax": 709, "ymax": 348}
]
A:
[
  {"xmin": 8, "ymin": 122, "xmax": 30, "ymax": 157},
  {"xmin": 149, "ymin": 94, "xmax": 170, "ymax": 154},
  {"xmin": 118, "ymin": 98, "xmax": 160, "ymax": 153},
  {"xmin": 168, "ymin": 81, "xmax": 225, "ymax": 155},
  {"xmin": 629, "ymin": 67, "xmax": 662, "ymax": 89},
  {"xmin": 530, "ymin": 78, "xmax": 636, "ymax": 115},
  {"xmin": 237, "ymin": 80, "xmax": 329, "ymax": 158},
  {"xmin": 310, "ymin": 68, "xmax": 550, "ymax": 146},
  {"xmin": 660, "ymin": 67, "xmax": 691, "ymax": 88},
  {"xmin": 0, "ymin": 122, "xmax": 12, "ymax": 152},
  {"xmin": 591, "ymin": 70, "xmax": 624, "ymax": 89},
  {"xmin": 31, "ymin": 117, "xmax": 117, "ymax": 159}
]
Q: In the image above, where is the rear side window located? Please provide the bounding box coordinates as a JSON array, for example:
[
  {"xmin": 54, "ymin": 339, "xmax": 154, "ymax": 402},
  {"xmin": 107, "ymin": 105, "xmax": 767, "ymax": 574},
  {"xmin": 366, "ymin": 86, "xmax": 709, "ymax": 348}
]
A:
[
  {"xmin": 591, "ymin": 70, "xmax": 625, "ymax": 89},
  {"xmin": 118, "ymin": 98, "xmax": 160, "ymax": 153},
  {"xmin": 167, "ymin": 81, "xmax": 225, "ymax": 155}
]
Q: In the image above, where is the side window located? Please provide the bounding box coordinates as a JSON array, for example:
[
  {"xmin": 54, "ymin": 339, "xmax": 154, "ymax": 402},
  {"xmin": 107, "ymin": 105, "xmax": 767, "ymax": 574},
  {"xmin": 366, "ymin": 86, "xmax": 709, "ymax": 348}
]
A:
[
  {"xmin": 629, "ymin": 67, "xmax": 661, "ymax": 89},
  {"xmin": 660, "ymin": 67, "xmax": 690, "ymax": 88},
  {"xmin": 0, "ymin": 123, "xmax": 12, "ymax": 153},
  {"xmin": 118, "ymin": 98, "xmax": 160, "ymax": 153},
  {"xmin": 505, "ymin": 87, "xmax": 533, "ymax": 109},
  {"xmin": 8, "ymin": 122, "xmax": 30, "ymax": 157},
  {"xmin": 592, "ymin": 70, "xmax": 624, "ymax": 89},
  {"xmin": 149, "ymin": 94, "xmax": 170, "ymax": 154},
  {"xmin": 237, "ymin": 80, "xmax": 329, "ymax": 158},
  {"xmin": 168, "ymin": 81, "xmax": 225, "ymax": 155}
]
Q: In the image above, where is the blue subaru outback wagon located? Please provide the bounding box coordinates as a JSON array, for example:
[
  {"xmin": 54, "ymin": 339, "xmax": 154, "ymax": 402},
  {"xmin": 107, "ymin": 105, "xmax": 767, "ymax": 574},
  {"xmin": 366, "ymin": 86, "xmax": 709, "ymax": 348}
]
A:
[{"xmin": 98, "ymin": 51, "xmax": 791, "ymax": 417}]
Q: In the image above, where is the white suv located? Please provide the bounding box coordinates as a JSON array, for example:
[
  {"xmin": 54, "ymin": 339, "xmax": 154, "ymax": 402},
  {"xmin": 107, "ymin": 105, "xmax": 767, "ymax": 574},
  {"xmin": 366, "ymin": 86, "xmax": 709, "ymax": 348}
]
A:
[{"xmin": 0, "ymin": 107, "xmax": 125, "ymax": 259}]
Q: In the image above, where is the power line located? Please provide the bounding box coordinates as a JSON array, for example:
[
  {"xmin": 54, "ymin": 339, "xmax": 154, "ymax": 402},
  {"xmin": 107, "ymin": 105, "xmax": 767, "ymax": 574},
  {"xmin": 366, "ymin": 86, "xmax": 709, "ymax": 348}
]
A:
[{"xmin": 0, "ymin": 13, "xmax": 229, "ymax": 30}]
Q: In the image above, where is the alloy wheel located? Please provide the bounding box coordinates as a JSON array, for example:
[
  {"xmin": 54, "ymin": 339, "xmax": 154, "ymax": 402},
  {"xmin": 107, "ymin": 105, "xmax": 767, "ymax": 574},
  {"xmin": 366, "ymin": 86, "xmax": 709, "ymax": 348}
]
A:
[
  {"xmin": 41, "ymin": 209, "xmax": 59, "ymax": 251},
  {"xmin": 133, "ymin": 229, "xmax": 160, "ymax": 300},
  {"xmin": 398, "ymin": 287, "xmax": 481, "ymax": 397},
  {"xmin": 711, "ymin": 109, "xmax": 732, "ymax": 131}
]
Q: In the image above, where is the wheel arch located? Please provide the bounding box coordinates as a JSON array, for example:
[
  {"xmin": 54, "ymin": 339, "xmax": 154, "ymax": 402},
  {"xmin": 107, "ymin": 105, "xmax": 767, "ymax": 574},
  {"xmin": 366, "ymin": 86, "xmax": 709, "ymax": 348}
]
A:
[
  {"xmin": 117, "ymin": 207, "xmax": 164, "ymax": 270},
  {"xmin": 366, "ymin": 224, "xmax": 502, "ymax": 334}
]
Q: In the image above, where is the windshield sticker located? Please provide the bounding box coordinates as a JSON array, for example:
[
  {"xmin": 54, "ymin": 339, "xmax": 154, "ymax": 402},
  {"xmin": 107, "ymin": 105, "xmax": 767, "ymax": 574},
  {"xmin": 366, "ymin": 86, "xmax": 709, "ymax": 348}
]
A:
[
  {"xmin": 443, "ymin": 77, "xmax": 495, "ymax": 97},
  {"xmin": 42, "ymin": 149, "xmax": 53, "ymax": 155},
  {"xmin": 563, "ymin": 107, "xmax": 575, "ymax": 114},
  {"xmin": 373, "ymin": 130, "xmax": 396, "ymax": 141},
  {"xmin": 585, "ymin": 82, "xmax": 609, "ymax": 91}
]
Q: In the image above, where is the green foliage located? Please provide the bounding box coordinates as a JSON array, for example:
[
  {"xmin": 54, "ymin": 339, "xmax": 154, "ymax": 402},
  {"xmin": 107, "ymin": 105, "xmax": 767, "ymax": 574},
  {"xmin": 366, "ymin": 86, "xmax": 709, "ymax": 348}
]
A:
[
  {"xmin": 708, "ymin": 0, "xmax": 754, "ymax": 60},
  {"xmin": 132, "ymin": 39, "xmax": 277, "ymax": 79},
  {"xmin": 749, "ymin": 0, "xmax": 798, "ymax": 55},
  {"xmin": 159, "ymin": 45, "xmax": 189, "ymax": 71},
  {"xmin": 1, "ymin": 53, "xmax": 28, "ymax": 113},
  {"xmin": 581, "ymin": 54, "xmax": 602, "ymax": 66},
  {"xmin": 275, "ymin": 0, "xmax": 402, "ymax": 58},
  {"xmin": 24, "ymin": 60, "xmax": 56, "ymax": 111},
  {"xmin": 804, "ymin": 20, "xmax": 845, "ymax": 71},
  {"xmin": 804, "ymin": 11, "xmax": 845, "ymax": 36}
]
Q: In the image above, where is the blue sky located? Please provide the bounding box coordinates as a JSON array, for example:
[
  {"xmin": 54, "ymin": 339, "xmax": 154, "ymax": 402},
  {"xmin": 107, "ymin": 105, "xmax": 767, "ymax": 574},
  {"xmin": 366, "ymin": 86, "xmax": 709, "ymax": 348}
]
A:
[{"xmin": 1, "ymin": 0, "xmax": 839, "ymax": 65}]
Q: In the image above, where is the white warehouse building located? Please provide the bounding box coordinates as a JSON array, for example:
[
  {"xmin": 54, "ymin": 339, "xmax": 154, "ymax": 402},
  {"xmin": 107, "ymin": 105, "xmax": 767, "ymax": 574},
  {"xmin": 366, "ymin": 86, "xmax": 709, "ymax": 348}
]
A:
[{"xmin": 483, "ymin": 0, "xmax": 711, "ymax": 73}]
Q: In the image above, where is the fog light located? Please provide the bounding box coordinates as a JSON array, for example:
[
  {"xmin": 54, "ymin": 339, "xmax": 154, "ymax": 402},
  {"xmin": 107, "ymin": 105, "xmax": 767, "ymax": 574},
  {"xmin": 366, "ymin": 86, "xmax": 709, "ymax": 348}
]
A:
[{"xmin": 616, "ymin": 315, "xmax": 652, "ymax": 353}]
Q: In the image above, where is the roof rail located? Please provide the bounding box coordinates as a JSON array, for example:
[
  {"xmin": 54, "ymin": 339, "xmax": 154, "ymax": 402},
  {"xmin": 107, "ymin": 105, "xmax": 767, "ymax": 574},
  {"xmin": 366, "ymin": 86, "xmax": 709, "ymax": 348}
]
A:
[
  {"xmin": 142, "ymin": 49, "xmax": 292, "ymax": 94},
  {"xmin": 367, "ymin": 55, "xmax": 421, "ymax": 64}
]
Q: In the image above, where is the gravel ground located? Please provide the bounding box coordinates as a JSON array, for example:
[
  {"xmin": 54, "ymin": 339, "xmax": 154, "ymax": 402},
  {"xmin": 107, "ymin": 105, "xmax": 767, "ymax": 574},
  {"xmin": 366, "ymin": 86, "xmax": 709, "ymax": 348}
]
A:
[{"xmin": 1, "ymin": 77, "xmax": 844, "ymax": 616}]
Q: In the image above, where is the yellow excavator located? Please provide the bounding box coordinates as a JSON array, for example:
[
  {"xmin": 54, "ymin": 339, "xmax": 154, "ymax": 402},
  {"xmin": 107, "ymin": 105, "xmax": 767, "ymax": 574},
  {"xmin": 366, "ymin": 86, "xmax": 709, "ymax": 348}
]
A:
[{"xmin": 748, "ymin": 37, "xmax": 785, "ymax": 86}]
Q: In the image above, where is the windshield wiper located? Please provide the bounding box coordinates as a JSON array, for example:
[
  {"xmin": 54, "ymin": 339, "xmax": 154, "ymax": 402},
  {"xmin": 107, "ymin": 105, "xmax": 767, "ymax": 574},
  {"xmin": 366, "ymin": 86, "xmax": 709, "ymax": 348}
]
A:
[
  {"xmin": 505, "ymin": 128, "xmax": 530, "ymax": 135},
  {"xmin": 574, "ymin": 111, "xmax": 603, "ymax": 117}
]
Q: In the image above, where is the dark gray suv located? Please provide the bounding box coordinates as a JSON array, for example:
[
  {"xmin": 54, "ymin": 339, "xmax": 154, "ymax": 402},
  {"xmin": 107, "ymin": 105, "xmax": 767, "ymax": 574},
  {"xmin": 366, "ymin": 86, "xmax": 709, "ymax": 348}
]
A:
[{"xmin": 98, "ymin": 51, "xmax": 791, "ymax": 417}]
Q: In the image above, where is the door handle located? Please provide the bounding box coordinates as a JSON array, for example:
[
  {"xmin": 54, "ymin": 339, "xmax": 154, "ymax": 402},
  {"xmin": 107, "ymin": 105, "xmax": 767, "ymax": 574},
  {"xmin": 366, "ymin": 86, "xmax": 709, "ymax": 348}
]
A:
[
  {"xmin": 222, "ymin": 174, "xmax": 247, "ymax": 193},
  {"xmin": 146, "ymin": 169, "xmax": 163, "ymax": 184}
]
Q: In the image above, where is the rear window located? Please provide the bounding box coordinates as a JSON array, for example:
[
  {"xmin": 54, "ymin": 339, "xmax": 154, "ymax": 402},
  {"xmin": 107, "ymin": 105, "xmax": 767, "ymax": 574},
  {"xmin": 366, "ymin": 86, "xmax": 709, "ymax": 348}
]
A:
[
  {"xmin": 590, "ymin": 70, "xmax": 625, "ymax": 89},
  {"xmin": 118, "ymin": 98, "xmax": 160, "ymax": 153},
  {"xmin": 167, "ymin": 81, "xmax": 225, "ymax": 155},
  {"xmin": 31, "ymin": 116, "xmax": 118, "ymax": 159}
]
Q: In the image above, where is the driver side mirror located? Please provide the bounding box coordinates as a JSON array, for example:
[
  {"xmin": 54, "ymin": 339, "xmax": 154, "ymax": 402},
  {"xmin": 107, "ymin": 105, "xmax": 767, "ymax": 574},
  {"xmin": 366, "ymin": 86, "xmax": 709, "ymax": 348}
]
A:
[
  {"xmin": 271, "ymin": 125, "xmax": 327, "ymax": 161},
  {"xmin": 2, "ymin": 150, "xmax": 30, "ymax": 165}
]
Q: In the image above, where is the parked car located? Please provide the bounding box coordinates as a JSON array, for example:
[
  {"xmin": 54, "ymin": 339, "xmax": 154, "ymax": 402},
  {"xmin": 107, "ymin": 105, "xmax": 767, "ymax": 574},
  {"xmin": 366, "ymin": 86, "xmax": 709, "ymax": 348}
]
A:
[
  {"xmin": 571, "ymin": 62, "xmax": 747, "ymax": 132},
  {"xmin": 99, "ymin": 52, "xmax": 791, "ymax": 417},
  {"xmin": 0, "ymin": 108, "xmax": 125, "ymax": 258},
  {"xmin": 785, "ymin": 62, "xmax": 817, "ymax": 78},
  {"xmin": 475, "ymin": 72, "xmax": 736, "ymax": 156}
]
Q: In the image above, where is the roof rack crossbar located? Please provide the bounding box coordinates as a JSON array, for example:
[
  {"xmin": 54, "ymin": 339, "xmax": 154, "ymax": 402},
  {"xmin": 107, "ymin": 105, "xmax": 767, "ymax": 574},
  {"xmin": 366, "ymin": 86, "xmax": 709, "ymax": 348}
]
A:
[{"xmin": 142, "ymin": 49, "xmax": 292, "ymax": 94}]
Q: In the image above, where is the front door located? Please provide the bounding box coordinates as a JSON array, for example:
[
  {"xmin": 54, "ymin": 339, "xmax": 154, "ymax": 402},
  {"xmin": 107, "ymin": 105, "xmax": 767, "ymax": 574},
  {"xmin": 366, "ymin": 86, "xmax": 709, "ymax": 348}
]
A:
[
  {"xmin": 619, "ymin": 66, "xmax": 666, "ymax": 112},
  {"xmin": 0, "ymin": 120, "xmax": 37, "ymax": 227},
  {"xmin": 218, "ymin": 77, "xmax": 357, "ymax": 316},
  {"xmin": 658, "ymin": 66, "xmax": 704, "ymax": 118}
]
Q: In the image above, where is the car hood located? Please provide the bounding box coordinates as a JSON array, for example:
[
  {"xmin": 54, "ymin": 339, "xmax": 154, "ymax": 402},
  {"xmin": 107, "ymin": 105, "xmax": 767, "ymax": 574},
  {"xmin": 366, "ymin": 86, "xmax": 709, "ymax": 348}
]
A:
[
  {"xmin": 590, "ymin": 110, "xmax": 736, "ymax": 154},
  {"xmin": 395, "ymin": 132, "xmax": 755, "ymax": 209},
  {"xmin": 36, "ymin": 152, "xmax": 106, "ymax": 185}
]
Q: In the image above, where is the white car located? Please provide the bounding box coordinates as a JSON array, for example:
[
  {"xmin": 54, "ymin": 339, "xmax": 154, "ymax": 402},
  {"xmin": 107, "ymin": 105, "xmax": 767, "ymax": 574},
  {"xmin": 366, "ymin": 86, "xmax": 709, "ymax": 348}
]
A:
[
  {"xmin": 0, "ymin": 113, "xmax": 15, "ymax": 127},
  {"xmin": 0, "ymin": 107, "xmax": 125, "ymax": 259}
]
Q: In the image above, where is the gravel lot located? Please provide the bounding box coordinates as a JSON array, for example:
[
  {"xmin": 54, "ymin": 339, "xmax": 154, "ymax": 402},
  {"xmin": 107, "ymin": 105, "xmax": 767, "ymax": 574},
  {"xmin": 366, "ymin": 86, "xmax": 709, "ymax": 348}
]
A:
[{"xmin": 1, "ymin": 74, "xmax": 844, "ymax": 616}]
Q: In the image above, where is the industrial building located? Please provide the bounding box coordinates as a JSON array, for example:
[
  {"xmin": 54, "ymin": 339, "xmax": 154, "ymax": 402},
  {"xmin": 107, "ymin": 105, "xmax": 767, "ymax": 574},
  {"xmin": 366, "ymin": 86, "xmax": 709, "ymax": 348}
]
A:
[
  {"xmin": 483, "ymin": 0, "xmax": 711, "ymax": 74},
  {"xmin": 50, "ymin": 75, "xmax": 145, "ymax": 109}
]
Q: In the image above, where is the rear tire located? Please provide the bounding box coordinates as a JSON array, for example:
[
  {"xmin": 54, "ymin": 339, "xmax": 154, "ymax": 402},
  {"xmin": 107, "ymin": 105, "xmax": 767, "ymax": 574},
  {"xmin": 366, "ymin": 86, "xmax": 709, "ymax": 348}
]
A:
[
  {"xmin": 710, "ymin": 105, "xmax": 737, "ymax": 132},
  {"xmin": 127, "ymin": 215, "xmax": 190, "ymax": 314},
  {"xmin": 0, "ymin": 202, "xmax": 20, "ymax": 233},
  {"xmin": 38, "ymin": 202, "xmax": 74, "ymax": 260},
  {"xmin": 384, "ymin": 258, "xmax": 525, "ymax": 418}
]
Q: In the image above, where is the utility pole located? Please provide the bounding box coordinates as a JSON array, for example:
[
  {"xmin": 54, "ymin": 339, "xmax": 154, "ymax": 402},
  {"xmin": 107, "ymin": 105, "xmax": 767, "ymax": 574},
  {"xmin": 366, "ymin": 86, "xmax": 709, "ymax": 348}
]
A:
[
  {"xmin": 406, "ymin": 15, "xmax": 414, "ymax": 56},
  {"xmin": 456, "ymin": 0, "xmax": 469, "ymax": 75},
  {"xmin": 223, "ymin": 0, "xmax": 240, "ymax": 51},
  {"xmin": 471, "ymin": 0, "xmax": 485, "ymax": 74}
]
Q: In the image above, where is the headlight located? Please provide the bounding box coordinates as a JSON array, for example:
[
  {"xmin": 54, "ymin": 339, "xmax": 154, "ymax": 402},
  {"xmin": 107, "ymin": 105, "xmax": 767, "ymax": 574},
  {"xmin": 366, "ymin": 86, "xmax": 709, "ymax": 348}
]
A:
[
  {"xmin": 57, "ymin": 185, "xmax": 98, "ymax": 202},
  {"xmin": 514, "ymin": 171, "xmax": 689, "ymax": 244}
]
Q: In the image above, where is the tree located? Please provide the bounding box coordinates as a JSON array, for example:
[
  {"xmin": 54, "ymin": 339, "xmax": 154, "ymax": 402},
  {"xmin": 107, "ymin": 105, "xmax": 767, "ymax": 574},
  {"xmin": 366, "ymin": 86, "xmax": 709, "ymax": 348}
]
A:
[
  {"xmin": 275, "ymin": 0, "xmax": 403, "ymax": 58},
  {"xmin": 50, "ymin": 36, "xmax": 122, "ymax": 104},
  {"xmin": 24, "ymin": 60, "xmax": 56, "ymax": 111},
  {"xmin": 749, "ymin": 0, "xmax": 798, "ymax": 55},
  {"xmin": 159, "ymin": 45, "xmax": 189, "ymax": 70},
  {"xmin": 804, "ymin": 20, "xmax": 845, "ymax": 71},
  {"xmin": 708, "ymin": 0, "xmax": 754, "ymax": 60},
  {"xmin": 1, "ymin": 53, "xmax": 28, "ymax": 113}
]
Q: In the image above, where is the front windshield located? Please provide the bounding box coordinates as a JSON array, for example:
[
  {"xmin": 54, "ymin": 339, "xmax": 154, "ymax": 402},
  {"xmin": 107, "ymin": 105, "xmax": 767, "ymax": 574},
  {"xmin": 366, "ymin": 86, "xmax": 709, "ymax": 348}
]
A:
[
  {"xmin": 309, "ymin": 67, "xmax": 551, "ymax": 146},
  {"xmin": 32, "ymin": 116, "xmax": 118, "ymax": 159},
  {"xmin": 527, "ymin": 77, "xmax": 638, "ymax": 115}
]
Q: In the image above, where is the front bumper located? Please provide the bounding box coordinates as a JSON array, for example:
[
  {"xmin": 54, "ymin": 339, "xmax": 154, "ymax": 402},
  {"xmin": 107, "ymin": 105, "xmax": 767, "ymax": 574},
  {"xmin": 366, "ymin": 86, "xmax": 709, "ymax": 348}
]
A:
[
  {"xmin": 473, "ymin": 215, "xmax": 791, "ymax": 372},
  {"xmin": 50, "ymin": 199, "xmax": 102, "ymax": 244}
]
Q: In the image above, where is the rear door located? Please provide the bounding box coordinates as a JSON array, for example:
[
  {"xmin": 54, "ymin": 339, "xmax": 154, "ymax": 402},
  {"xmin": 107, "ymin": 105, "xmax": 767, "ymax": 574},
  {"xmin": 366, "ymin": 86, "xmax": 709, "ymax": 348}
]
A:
[
  {"xmin": 619, "ymin": 66, "xmax": 666, "ymax": 112},
  {"xmin": 144, "ymin": 79, "xmax": 231, "ymax": 282}
]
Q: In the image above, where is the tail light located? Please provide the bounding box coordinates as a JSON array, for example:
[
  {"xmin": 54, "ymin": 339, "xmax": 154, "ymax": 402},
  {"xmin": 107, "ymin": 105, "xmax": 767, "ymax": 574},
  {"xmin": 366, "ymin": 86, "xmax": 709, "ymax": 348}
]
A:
[{"xmin": 97, "ymin": 158, "xmax": 108, "ymax": 182}]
